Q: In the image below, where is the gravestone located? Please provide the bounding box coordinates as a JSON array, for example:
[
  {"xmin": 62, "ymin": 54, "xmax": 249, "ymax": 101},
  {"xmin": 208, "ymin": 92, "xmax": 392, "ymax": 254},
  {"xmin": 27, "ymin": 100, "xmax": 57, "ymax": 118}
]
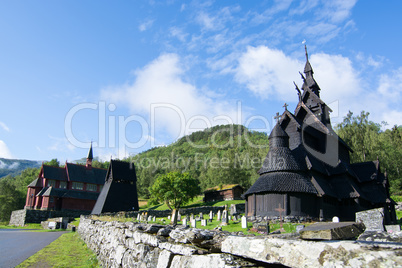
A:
[
  {"xmin": 201, "ymin": 219, "xmax": 207, "ymax": 226},
  {"xmin": 230, "ymin": 204, "xmax": 237, "ymax": 215},
  {"xmin": 171, "ymin": 209, "xmax": 178, "ymax": 225},
  {"xmin": 385, "ymin": 225, "xmax": 401, "ymax": 233},
  {"xmin": 209, "ymin": 211, "xmax": 213, "ymax": 220},
  {"xmin": 153, "ymin": 216, "xmax": 156, "ymax": 222},
  {"xmin": 182, "ymin": 218, "xmax": 187, "ymax": 227},
  {"xmin": 356, "ymin": 208, "xmax": 384, "ymax": 232},
  {"xmin": 217, "ymin": 210, "xmax": 222, "ymax": 221},
  {"xmin": 177, "ymin": 212, "xmax": 181, "ymax": 221},
  {"xmin": 48, "ymin": 221, "xmax": 57, "ymax": 230},
  {"xmin": 253, "ymin": 221, "xmax": 269, "ymax": 234},
  {"xmin": 191, "ymin": 219, "xmax": 196, "ymax": 228},
  {"xmin": 136, "ymin": 214, "xmax": 140, "ymax": 221},
  {"xmin": 200, "ymin": 212, "xmax": 203, "ymax": 220},
  {"xmin": 221, "ymin": 210, "xmax": 228, "ymax": 226},
  {"xmin": 147, "ymin": 216, "xmax": 152, "ymax": 222},
  {"xmin": 190, "ymin": 214, "xmax": 194, "ymax": 222},
  {"xmin": 332, "ymin": 216, "xmax": 339, "ymax": 223},
  {"xmin": 241, "ymin": 216, "xmax": 247, "ymax": 229},
  {"xmin": 296, "ymin": 225, "xmax": 305, "ymax": 233}
]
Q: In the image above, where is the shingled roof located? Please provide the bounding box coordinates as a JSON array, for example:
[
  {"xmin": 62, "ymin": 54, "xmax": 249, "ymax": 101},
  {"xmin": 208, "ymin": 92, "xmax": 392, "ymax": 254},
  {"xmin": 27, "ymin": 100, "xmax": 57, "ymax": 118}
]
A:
[
  {"xmin": 65, "ymin": 163, "xmax": 107, "ymax": 184},
  {"xmin": 42, "ymin": 165, "xmax": 67, "ymax": 181}
]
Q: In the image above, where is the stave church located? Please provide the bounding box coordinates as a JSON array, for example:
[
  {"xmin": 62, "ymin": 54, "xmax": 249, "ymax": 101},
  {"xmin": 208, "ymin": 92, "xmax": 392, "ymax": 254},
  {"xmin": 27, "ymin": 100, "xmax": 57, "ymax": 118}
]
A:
[{"xmin": 244, "ymin": 47, "xmax": 396, "ymax": 222}]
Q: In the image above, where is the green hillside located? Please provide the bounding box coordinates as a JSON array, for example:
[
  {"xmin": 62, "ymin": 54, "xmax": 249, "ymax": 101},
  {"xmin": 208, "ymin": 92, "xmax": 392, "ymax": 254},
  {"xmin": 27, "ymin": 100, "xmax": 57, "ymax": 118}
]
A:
[
  {"xmin": 128, "ymin": 124, "xmax": 270, "ymax": 198},
  {"xmin": 0, "ymin": 158, "xmax": 41, "ymax": 179}
]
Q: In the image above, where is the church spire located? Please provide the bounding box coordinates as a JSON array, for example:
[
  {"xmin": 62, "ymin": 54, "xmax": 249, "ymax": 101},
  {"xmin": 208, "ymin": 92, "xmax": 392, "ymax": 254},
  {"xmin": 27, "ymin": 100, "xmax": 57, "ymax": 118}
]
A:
[
  {"xmin": 302, "ymin": 45, "xmax": 320, "ymax": 97},
  {"xmin": 86, "ymin": 142, "xmax": 93, "ymax": 169}
]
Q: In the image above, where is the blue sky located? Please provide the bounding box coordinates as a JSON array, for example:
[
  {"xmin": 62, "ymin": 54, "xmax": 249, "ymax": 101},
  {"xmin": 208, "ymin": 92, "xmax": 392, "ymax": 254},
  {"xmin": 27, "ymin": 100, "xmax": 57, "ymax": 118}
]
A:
[{"xmin": 0, "ymin": 0, "xmax": 401, "ymax": 162}]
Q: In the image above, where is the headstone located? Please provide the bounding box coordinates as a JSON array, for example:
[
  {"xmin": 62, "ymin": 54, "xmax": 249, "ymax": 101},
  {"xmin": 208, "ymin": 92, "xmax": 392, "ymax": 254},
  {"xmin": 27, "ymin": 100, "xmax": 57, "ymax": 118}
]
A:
[
  {"xmin": 296, "ymin": 225, "xmax": 305, "ymax": 233},
  {"xmin": 171, "ymin": 209, "xmax": 178, "ymax": 225},
  {"xmin": 182, "ymin": 218, "xmax": 187, "ymax": 227},
  {"xmin": 153, "ymin": 216, "xmax": 156, "ymax": 222},
  {"xmin": 356, "ymin": 208, "xmax": 385, "ymax": 232},
  {"xmin": 168, "ymin": 216, "xmax": 171, "ymax": 220},
  {"xmin": 332, "ymin": 216, "xmax": 339, "ymax": 223},
  {"xmin": 200, "ymin": 212, "xmax": 203, "ymax": 219},
  {"xmin": 241, "ymin": 216, "xmax": 247, "ymax": 229},
  {"xmin": 147, "ymin": 216, "xmax": 152, "ymax": 222},
  {"xmin": 221, "ymin": 210, "xmax": 228, "ymax": 226},
  {"xmin": 190, "ymin": 214, "xmax": 194, "ymax": 222},
  {"xmin": 209, "ymin": 211, "xmax": 213, "ymax": 220},
  {"xmin": 191, "ymin": 219, "xmax": 196, "ymax": 228},
  {"xmin": 230, "ymin": 204, "xmax": 237, "ymax": 215},
  {"xmin": 178, "ymin": 212, "xmax": 181, "ymax": 221},
  {"xmin": 201, "ymin": 219, "xmax": 207, "ymax": 226},
  {"xmin": 136, "ymin": 214, "xmax": 140, "ymax": 221},
  {"xmin": 300, "ymin": 222, "xmax": 365, "ymax": 240},
  {"xmin": 217, "ymin": 210, "xmax": 222, "ymax": 221},
  {"xmin": 48, "ymin": 221, "xmax": 56, "ymax": 230},
  {"xmin": 253, "ymin": 221, "xmax": 269, "ymax": 234},
  {"xmin": 228, "ymin": 216, "xmax": 231, "ymax": 221}
]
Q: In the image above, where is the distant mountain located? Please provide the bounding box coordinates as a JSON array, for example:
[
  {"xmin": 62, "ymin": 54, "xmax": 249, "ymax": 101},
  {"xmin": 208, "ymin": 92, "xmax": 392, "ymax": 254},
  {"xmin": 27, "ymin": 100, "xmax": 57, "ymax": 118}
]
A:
[{"xmin": 0, "ymin": 158, "xmax": 42, "ymax": 178}]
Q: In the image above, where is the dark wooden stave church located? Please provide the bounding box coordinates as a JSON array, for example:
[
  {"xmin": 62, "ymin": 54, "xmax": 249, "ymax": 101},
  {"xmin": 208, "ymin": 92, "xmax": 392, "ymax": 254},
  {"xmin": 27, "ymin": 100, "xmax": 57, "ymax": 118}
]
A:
[{"xmin": 244, "ymin": 48, "xmax": 396, "ymax": 222}]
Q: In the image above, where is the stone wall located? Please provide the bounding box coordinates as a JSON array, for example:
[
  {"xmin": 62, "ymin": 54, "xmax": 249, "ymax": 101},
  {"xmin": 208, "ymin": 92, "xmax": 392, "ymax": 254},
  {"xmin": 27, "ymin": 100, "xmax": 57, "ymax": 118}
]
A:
[
  {"xmin": 9, "ymin": 209, "xmax": 91, "ymax": 226},
  {"xmin": 78, "ymin": 215, "xmax": 402, "ymax": 268}
]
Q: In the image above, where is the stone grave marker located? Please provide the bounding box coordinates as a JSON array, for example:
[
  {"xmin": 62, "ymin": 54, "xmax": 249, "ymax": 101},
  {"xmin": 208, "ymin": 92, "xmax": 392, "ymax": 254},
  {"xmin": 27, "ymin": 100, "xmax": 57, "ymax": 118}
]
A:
[
  {"xmin": 200, "ymin": 212, "xmax": 203, "ymax": 219},
  {"xmin": 209, "ymin": 211, "xmax": 213, "ymax": 220},
  {"xmin": 147, "ymin": 216, "xmax": 152, "ymax": 222},
  {"xmin": 48, "ymin": 221, "xmax": 56, "ymax": 230},
  {"xmin": 190, "ymin": 214, "xmax": 194, "ymax": 222},
  {"xmin": 153, "ymin": 216, "xmax": 156, "ymax": 222},
  {"xmin": 253, "ymin": 221, "xmax": 269, "ymax": 234},
  {"xmin": 171, "ymin": 209, "xmax": 178, "ymax": 225},
  {"xmin": 191, "ymin": 219, "xmax": 196, "ymax": 228},
  {"xmin": 332, "ymin": 216, "xmax": 339, "ymax": 223},
  {"xmin": 217, "ymin": 210, "xmax": 222, "ymax": 221},
  {"xmin": 296, "ymin": 225, "xmax": 305, "ymax": 233},
  {"xmin": 385, "ymin": 225, "xmax": 401, "ymax": 233},
  {"xmin": 221, "ymin": 210, "xmax": 228, "ymax": 226},
  {"xmin": 201, "ymin": 219, "xmax": 207, "ymax": 226},
  {"xmin": 241, "ymin": 216, "xmax": 247, "ymax": 229},
  {"xmin": 136, "ymin": 214, "xmax": 140, "ymax": 221},
  {"xmin": 182, "ymin": 218, "xmax": 187, "ymax": 227},
  {"xmin": 230, "ymin": 204, "xmax": 237, "ymax": 215}
]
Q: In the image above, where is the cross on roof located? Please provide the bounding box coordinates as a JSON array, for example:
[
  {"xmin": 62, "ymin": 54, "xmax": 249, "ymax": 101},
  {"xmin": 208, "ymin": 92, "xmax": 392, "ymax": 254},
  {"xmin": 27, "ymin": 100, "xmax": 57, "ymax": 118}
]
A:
[
  {"xmin": 274, "ymin": 112, "xmax": 281, "ymax": 123},
  {"xmin": 283, "ymin": 103, "xmax": 288, "ymax": 111}
]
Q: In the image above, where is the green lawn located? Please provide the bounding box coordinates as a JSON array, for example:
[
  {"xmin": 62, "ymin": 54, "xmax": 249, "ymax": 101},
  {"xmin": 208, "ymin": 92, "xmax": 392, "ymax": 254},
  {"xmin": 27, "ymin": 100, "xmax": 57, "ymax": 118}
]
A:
[{"xmin": 16, "ymin": 232, "xmax": 99, "ymax": 268}]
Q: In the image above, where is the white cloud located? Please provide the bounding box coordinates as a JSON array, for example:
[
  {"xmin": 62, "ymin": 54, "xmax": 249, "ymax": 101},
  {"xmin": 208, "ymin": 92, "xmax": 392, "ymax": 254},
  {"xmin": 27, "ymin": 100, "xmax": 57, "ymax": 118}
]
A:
[
  {"xmin": 9, "ymin": 162, "xmax": 19, "ymax": 169},
  {"xmin": 102, "ymin": 53, "xmax": 240, "ymax": 141},
  {"xmin": 234, "ymin": 46, "xmax": 302, "ymax": 100},
  {"xmin": 139, "ymin": 19, "xmax": 155, "ymax": 32},
  {"xmin": 321, "ymin": 0, "xmax": 358, "ymax": 23},
  {"xmin": 0, "ymin": 121, "xmax": 10, "ymax": 132},
  {"xmin": 0, "ymin": 140, "xmax": 12, "ymax": 158}
]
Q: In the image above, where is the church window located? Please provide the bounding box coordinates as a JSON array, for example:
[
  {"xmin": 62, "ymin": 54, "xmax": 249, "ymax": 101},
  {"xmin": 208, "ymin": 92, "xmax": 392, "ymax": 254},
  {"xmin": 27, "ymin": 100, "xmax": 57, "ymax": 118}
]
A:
[
  {"xmin": 59, "ymin": 181, "xmax": 67, "ymax": 189},
  {"xmin": 72, "ymin": 182, "xmax": 84, "ymax": 190},
  {"xmin": 86, "ymin": 184, "xmax": 97, "ymax": 192},
  {"xmin": 47, "ymin": 180, "xmax": 56, "ymax": 187}
]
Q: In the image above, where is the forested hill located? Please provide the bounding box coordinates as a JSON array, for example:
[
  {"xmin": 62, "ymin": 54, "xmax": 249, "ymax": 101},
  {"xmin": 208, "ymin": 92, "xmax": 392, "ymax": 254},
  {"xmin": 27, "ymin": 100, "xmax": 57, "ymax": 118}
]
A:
[
  {"xmin": 128, "ymin": 124, "xmax": 270, "ymax": 198},
  {"xmin": 0, "ymin": 158, "xmax": 41, "ymax": 179}
]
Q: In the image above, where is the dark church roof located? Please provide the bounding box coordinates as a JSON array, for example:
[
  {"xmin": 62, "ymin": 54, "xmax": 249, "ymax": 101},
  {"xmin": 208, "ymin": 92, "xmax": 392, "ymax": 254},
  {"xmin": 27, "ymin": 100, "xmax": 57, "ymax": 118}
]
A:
[
  {"xmin": 42, "ymin": 165, "xmax": 67, "ymax": 181},
  {"xmin": 65, "ymin": 163, "xmax": 107, "ymax": 184},
  {"xmin": 245, "ymin": 172, "xmax": 318, "ymax": 196}
]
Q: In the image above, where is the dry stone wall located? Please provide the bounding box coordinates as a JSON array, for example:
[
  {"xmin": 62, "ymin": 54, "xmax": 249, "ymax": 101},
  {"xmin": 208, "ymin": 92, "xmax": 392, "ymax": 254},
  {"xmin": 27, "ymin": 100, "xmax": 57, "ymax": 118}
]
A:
[{"xmin": 78, "ymin": 215, "xmax": 402, "ymax": 268}]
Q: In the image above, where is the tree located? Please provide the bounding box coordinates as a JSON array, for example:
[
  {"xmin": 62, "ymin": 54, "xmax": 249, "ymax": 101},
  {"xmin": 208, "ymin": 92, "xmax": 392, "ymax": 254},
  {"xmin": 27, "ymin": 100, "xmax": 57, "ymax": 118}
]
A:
[
  {"xmin": 149, "ymin": 172, "xmax": 200, "ymax": 210},
  {"xmin": 44, "ymin": 158, "xmax": 60, "ymax": 167}
]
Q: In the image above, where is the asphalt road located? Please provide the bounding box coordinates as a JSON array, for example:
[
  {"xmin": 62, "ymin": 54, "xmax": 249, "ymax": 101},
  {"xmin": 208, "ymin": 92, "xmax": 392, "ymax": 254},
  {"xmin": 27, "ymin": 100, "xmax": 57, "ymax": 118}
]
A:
[{"xmin": 0, "ymin": 229, "xmax": 67, "ymax": 268}]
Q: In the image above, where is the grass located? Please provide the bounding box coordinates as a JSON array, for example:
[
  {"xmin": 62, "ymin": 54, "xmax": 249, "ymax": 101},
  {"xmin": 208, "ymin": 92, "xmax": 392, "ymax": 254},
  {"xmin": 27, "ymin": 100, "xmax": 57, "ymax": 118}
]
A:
[
  {"xmin": 16, "ymin": 232, "xmax": 99, "ymax": 268},
  {"xmin": 0, "ymin": 223, "xmax": 43, "ymax": 229}
]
